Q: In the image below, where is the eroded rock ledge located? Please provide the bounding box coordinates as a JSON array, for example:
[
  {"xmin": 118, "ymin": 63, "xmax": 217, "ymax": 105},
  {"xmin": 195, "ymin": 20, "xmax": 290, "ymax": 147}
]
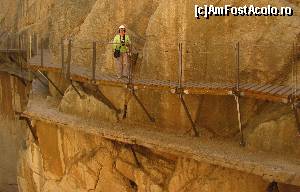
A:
[{"xmin": 20, "ymin": 97, "xmax": 300, "ymax": 191}]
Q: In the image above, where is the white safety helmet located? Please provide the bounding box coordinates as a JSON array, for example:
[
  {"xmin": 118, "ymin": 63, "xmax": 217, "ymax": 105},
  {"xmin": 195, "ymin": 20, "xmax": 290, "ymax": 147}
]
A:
[{"xmin": 119, "ymin": 25, "xmax": 126, "ymax": 29}]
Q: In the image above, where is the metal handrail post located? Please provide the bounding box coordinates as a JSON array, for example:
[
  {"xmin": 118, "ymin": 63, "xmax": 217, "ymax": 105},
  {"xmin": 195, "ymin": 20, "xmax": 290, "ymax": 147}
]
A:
[
  {"xmin": 61, "ymin": 38, "xmax": 64, "ymax": 75},
  {"xmin": 35, "ymin": 34, "xmax": 38, "ymax": 56},
  {"xmin": 177, "ymin": 42, "xmax": 199, "ymax": 137},
  {"xmin": 66, "ymin": 39, "xmax": 72, "ymax": 79},
  {"xmin": 236, "ymin": 41, "xmax": 240, "ymax": 92},
  {"xmin": 178, "ymin": 43, "xmax": 183, "ymax": 88},
  {"xmin": 234, "ymin": 41, "xmax": 245, "ymax": 146},
  {"xmin": 18, "ymin": 34, "xmax": 22, "ymax": 71},
  {"xmin": 92, "ymin": 41, "xmax": 96, "ymax": 81},
  {"xmin": 129, "ymin": 44, "xmax": 133, "ymax": 83},
  {"xmin": 29, "ymin": 34, "xmax": 32, "ymax": 59},
  {"xmin": 40, "ymin": 38, "xmax": 44, "ymax": 67},
  {"xmin": 6, "ymin": 35, "xmax": 9, "ymax": 60}
]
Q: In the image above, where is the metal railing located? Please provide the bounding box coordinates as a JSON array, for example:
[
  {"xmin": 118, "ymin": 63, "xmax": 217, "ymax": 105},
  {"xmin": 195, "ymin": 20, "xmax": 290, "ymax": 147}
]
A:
[{"xmin": 4, "ymin": 33, "xmax": 300, "ymax": 145}]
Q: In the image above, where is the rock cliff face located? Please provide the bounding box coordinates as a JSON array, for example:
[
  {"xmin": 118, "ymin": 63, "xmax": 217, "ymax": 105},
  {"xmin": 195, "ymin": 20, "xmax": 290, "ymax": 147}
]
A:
[
  {"xmin": 54, "ymin": 0, "xmax": 300, "ymax": 155},
  {"xmin": 17, "ymin": 121, "xmax": 300, "ymax": 192},
  {"xmin": 1, "ymin": 0, "xmax": 300, "ymax": 191},
  {"xmin": 0, "ymin": 72, "xmax": 29, "ymax": 191},
  {"xmin": 17, "ymin": 121, "xmax": 264, "ymax": 192}
]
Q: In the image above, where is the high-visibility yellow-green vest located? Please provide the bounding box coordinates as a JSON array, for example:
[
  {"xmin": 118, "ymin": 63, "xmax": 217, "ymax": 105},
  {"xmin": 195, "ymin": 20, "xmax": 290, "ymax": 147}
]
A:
[{"xmin": 113, "ymin": 35, "xmax": 131, "ymax": 53}]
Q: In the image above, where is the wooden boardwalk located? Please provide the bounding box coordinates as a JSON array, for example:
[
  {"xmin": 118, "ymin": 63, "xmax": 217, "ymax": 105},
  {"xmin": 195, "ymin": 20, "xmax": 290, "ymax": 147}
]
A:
[
  {"xmin": 26, "ymin": 49, "xmax": 299, "ymax": 104},
  {"xmin": 3, "ymin": 32, "xmax": 300, "ymax": 189},
  {"xmin": 3, "ymin": 48, "xmax": 300, "ymax": 141}
]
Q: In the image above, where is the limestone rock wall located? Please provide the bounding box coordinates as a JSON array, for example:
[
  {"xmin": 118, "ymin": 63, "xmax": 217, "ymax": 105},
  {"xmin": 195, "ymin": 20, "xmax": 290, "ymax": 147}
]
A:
[
  {"xmin": 18, "ymin": 121, "xmax": 300, "ymax": 192},
  {"xmin": 1, "ymin": 0, "xmax": 300, "ymax": 191},
  {"xmin": 0, "ymin": 1, "xmax": 18, "ymax": 32},
  {"xmin": 0, "ymin": 72, "xmax": 30, "ymax": 191},
  {"xmin": 52, "ymin": 0, "xmax": 300, "ymax": 157}
]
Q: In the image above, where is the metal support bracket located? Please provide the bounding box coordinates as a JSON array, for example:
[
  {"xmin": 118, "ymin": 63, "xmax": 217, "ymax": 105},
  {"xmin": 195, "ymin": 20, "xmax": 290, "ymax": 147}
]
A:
[
  {"xmin": 130, "ymin": 145, "xmax": 141, "ymax": 168},
  {"xmin": 19, "ymin": 116, "xmax": 38, "ymax": 143},
  {"xmin": 123, "ymin": 87, "xmax": 155, "ymax": 123},
  {"xmin": 96, "ymin": 87, "xmax": 122, "ymax": 117},
  {"xmin": 61, "ymin": 38, "xmax": 65, "ymax": 75},
  {"xmin": 32, "ymin": 72, "xmax": 48, "ymax": 88},
  {"xmin": 70, "ymin": 80, "xmax": 85, "ymax": 99},
  {"xmin": 180, "ymin": 94, "xmax": 199, "ymax": 137},
  {"xmin": 130, "ymin": 89, "xmax": 155, "ymax": 122},
  {"xmin": 233, "ymin": 92, "xmax": 246, "ymax": 146},
  {"xmin": 79, "ymin": 83, "xmax": 122, "ymax": 119},
  {"xmin": 37, "ymin": 70, "xmax": 64, "ymax": 96}
]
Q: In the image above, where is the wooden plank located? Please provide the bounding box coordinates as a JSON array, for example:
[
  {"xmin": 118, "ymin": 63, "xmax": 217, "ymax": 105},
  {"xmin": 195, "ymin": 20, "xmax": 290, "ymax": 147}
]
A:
[
  {"xmin": 203, "ymin": 82, "xmax": 220, "ymax": 89},
  {"xmin": 154, "ymin": 79, "xmax": 167, "ymax": 86},
  {"xmin": 240, "ymin": 83, "xmax": 254, "ymax": 90},
  {"xmin": 268, "ymin": 86, "xmax": 287, "ymax": 94},
  {"xmin": 255, "ymin": 84, "xmax": 274, "ymax": 92},
  {"xmin": 139, "ymin": 79, "xmax": 155, "ymax": 86},
  {"xmin": 211, "ymin": 82, "xmax": 232, "ymax": 89},
  {"xmin": 142, "ymin": 79, "xmax": 175, "ymax": 87},
  {"xmin": 200, "ymin": 82, "xmax": 214, "ymax": 88},
  {"xmin": 186, "ymin": 83, "xmax": 202, "ymax": 88},
  {"xmin": 238, "ymin": 83, "xmax": 252, "ymax": 89},
  {"xmin": 195, "ymin": 82, "xmax": 217, "ymax": 89},
  {"xmin": 186, "ymin": 88, "xmax": 230, "ymax": 96},
  {"xmin": 98, "ymin": 73, "xmax": 114, "ymax": 81},
  {"xmin": 217, "ymin": 82, "xmax": 234, "ymax": 89},
  {"xmin": 146, "ymin": 79, "xmax": 158, "ymax": 85},
  {"xmin": 143, "ymin": 79, "xmax": 156, "ymax": 86},
  {"xmin": 133, "ymin": 79, "xmax": 145, "ymax": 84},
  {"xmin": 210, "ymin": 82, "xmax": 227, "ymax": 89},
  {"xmin": 224, "ymin": 83, "xmax": 235, "ymax": 89},
  {"xmin": 163, "ymin": 80, "xmax": 177, "ymax": 87},
  {"xmin": 108, "ymin": 74, "xmax": 120, "ymax": 82},
  {"xmin": 183, "ymin": 82, "xmax": 197, "ymax": 87},
  {"xmin": 247, "ymin": 84, "xmax": 267, "ymax": 91},
  {"xmin": 136, "ymin": 79, "xmax": 146, "ymax": 84},
  {"xmin": 153, "ymin": 80, "xmax": 172, "ymax": 87},
  {"xmin": 135, "ymin": 79, "xmax": 171, "ymax": 88},
  {"xmin": 260, "ymin": 85, "xmax": 281, "ymax": 94},
  {"xmin": 275, "ymin": 86, "xmax": 292, "ymax": 95},
  {"xmin": 240, "ymin": 83, "xmax": 258, "ymax": 90}
]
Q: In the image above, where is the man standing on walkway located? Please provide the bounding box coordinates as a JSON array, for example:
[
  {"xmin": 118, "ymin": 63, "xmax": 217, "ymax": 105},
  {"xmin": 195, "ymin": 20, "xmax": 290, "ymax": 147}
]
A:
[{"xmin": 113, "ymin": 25, "xmax": 131, "ymax": 78}]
